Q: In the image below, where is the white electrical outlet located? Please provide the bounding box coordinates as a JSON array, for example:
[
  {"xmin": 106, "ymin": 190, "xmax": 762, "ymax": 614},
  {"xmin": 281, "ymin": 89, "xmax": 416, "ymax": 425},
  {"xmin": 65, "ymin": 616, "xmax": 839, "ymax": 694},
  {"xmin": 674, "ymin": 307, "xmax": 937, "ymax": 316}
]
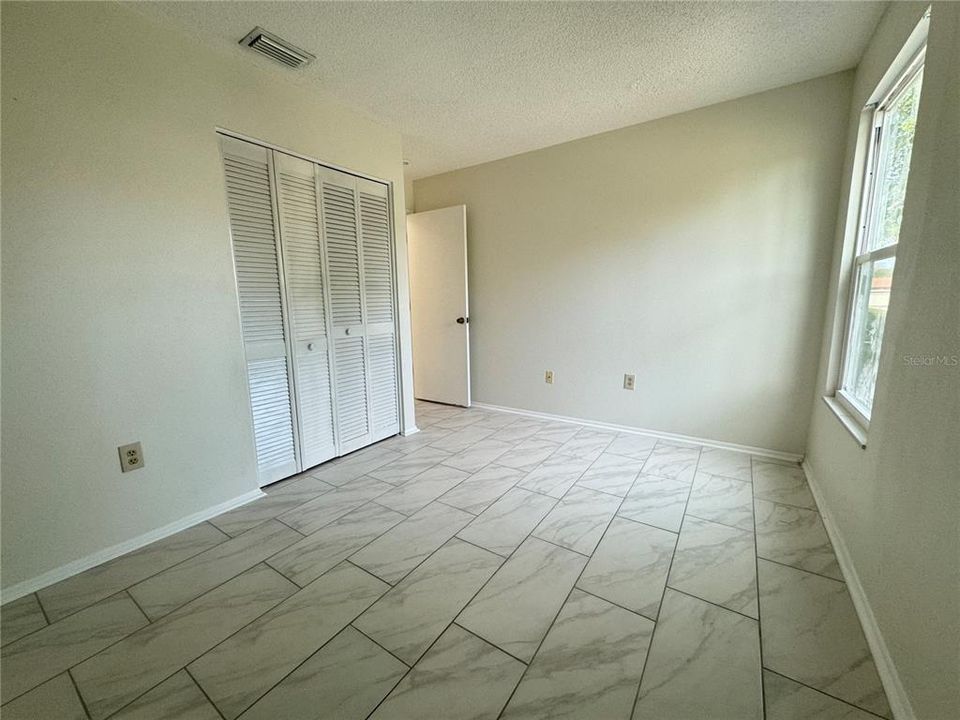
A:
[
  {"xmin": 623, "ymin": 374, "xmax": 636, "ymax": 391},
  {"xmin": 545, "ymin": 370, "xmax": 555, "ymax": 384},
  {"xmin": 118, "ymin": 442, "xmax": 144, "ymax": 472}
]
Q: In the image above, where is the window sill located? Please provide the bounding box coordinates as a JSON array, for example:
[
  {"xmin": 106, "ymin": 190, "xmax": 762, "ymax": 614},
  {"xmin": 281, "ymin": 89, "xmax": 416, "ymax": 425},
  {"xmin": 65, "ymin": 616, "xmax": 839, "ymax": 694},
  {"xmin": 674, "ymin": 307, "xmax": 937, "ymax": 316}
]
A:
[{"xmin": 822, "ymin": 396, "xmax": 868, "ymax": 449}]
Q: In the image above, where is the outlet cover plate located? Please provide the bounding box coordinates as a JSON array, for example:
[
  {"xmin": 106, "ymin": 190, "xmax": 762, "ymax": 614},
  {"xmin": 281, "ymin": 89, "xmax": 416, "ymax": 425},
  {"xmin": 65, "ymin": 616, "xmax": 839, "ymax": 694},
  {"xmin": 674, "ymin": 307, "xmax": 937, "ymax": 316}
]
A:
[
  {"xmin": 119, "ymin": 442, "xmax": 144, "ymax": 472},
  {"xmin": 623, "ymin": 374, "xmax": 636, "ymax": 391}
]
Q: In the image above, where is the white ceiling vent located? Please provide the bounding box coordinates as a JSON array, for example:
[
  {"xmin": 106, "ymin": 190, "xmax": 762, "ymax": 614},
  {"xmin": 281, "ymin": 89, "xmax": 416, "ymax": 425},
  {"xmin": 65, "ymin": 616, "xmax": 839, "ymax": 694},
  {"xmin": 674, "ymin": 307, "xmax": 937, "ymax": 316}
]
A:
[{"xmin": 239, "ymin": 27, "xmax": 314, "ymax": 69}]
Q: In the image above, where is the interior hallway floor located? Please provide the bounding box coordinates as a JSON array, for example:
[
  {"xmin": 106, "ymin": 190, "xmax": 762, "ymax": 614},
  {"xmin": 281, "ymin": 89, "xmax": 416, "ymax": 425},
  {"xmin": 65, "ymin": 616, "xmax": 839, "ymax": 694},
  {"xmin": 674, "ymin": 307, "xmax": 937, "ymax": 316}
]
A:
[{"xmin": 1, "ymin": 401, "xmax": 892, "ymax": 720}]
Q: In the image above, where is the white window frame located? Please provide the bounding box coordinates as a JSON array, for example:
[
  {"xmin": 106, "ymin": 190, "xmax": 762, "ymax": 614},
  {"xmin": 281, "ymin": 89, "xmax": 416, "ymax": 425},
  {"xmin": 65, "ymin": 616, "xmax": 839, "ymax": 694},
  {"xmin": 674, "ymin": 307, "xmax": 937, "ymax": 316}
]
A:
[{"xmin": 835, "ymin": 47, "xmax": 925, "ymax": 429}]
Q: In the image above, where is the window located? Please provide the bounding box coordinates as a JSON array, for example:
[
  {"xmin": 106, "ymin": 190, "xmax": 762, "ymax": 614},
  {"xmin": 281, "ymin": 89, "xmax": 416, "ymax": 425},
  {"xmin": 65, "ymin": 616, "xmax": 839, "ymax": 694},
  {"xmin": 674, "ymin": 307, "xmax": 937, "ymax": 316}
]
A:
[{"xmin": 837, "ymin": 50, "xmax": 924, "ymax": 426}]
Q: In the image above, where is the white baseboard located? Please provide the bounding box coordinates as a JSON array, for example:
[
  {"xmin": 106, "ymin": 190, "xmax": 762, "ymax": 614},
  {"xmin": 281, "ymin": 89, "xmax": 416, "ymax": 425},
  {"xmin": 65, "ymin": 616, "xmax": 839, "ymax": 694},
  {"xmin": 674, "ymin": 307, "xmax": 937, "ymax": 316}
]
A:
[
  {"xmin": 802, "ymin": 460, "xmax": 915, "ymax": 720},
  {"xmin": 1, "ymin": 488, "xmax": 266, "ymax": 604},
  {"xmin": 473, "ymin": 401, "xmax": 803, "ymax": 463},
  {"xmin": 401, "ymin": 425, "xmax": 421, "ymax": 437}
]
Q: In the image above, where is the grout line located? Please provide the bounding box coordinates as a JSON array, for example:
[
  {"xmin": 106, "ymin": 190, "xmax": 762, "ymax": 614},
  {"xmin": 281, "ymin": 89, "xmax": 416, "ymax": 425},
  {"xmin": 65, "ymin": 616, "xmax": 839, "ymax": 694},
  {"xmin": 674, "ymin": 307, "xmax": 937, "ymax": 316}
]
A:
[
  {"xmin": 630, "ymin": 445, "xmax": 702, "ymax": 715},
  {"xmin": 184, "ymin": 666, "xmax": 229, "ymax": 720},
  {"xmin": 450, "ymin": 621, "xmax": 531, "ymax": 666},
  {"xmin": 756, "ymin": 556, "xmax": 846, "ymax": 585},
  {"xmin": 663, "ymin": 585, "xmax": 760, "ymax": 624},
  {"xmin": 572, "ymin": 585, "xmax": 659, "ymax": 625},
  {"xmin": 350, "ymin": 623, "xmax": 412, "ymax": 668},
  {"xmin": 66, "ymin": 668, "xmax": 94, "ymax": 720},
  {"xmin": 761, "ymin": 667, "xmax": 891, "ymax": 720},
  {"xmin": 752, "ymin": 455, "xmax": 768, "ymax": 720}
]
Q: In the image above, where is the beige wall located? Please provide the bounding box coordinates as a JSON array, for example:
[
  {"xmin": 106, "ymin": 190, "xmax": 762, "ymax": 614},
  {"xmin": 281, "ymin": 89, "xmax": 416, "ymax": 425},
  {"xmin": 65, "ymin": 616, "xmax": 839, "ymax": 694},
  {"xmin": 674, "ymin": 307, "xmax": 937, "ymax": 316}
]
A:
[
  {"xmin": 1, "ymin": 2, "xmax": 414, "ymax": 591},
  {"xmin": 415, "ymin": 72, "xmax": 853, "ymax": 454},
  {"xmin": 804, "ymin": 3, "xmax": 960, "ymax": 718}
]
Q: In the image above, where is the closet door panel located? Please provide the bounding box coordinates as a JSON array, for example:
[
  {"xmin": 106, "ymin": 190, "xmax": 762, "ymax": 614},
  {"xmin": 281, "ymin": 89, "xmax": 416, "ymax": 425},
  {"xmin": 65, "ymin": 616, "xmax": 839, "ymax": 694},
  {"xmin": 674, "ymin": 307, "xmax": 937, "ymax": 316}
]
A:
[
  {"xmin": 319, "ymin": 167, "xmax": 372, "ymax": 453},
  {"xmin": 220, "ymin": 137, "xmax": 298, "ymax": 485},
  {"xmin": 358, "ymin": 179, "xmax": 400, "ymax": 439},
  {"xmin": 275, "ymin": 153, "xmax": 336, "ymax": 468}
]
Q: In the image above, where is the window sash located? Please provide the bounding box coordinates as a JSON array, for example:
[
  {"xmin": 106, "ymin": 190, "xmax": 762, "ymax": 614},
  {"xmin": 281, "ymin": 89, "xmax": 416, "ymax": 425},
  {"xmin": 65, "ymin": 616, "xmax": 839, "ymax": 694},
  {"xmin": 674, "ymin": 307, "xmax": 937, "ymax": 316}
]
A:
[{"xmin": 837, "ymin": 50, "xmax": 924, "ymax": 426}]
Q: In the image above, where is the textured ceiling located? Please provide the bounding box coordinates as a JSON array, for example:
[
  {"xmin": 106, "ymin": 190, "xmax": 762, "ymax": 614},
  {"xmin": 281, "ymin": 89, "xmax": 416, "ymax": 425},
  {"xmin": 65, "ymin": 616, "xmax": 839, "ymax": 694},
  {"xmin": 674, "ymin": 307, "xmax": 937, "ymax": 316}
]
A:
[{"xmin": 136, "ymin": 1, "xmax": 885, "ymax": 179}]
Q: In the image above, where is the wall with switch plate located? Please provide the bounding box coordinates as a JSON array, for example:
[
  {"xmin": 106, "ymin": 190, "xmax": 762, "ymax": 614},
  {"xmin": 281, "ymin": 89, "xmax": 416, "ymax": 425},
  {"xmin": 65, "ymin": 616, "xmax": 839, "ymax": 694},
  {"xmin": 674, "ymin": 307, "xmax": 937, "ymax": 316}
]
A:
[
  {"xmin": 415, "ymin": 71, "xmax": 852, "ymax": 454},
  {"xmin": 1, "ymin": 2, "xmax": 415, "ymax": 591}
]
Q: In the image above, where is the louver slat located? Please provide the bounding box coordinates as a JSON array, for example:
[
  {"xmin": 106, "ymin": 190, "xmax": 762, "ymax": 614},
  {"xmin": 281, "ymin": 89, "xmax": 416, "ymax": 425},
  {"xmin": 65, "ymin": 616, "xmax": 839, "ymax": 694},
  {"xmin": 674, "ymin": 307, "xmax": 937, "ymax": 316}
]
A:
[
  {"xmin": 222, "ymin": 137, "xmax": 297, "ymax": 485},
  {"xmin": 358, "ymin": 184, "xmax": 399, "ymax": 438},
  {"xmin": 276, "ymin": 158, "xmax": 335, "ymax": 467}
]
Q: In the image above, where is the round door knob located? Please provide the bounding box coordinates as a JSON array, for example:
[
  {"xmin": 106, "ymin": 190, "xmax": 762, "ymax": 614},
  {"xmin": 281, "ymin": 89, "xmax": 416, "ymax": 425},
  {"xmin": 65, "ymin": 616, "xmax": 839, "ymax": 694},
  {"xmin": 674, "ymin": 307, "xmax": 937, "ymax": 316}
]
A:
[
  {"xmin": 456, "ymin": 317, "xmax": 468, "ymax": 324},
  {"xmin": 307, "ymin": 342, "xmax": 315, "ymax": 351}
]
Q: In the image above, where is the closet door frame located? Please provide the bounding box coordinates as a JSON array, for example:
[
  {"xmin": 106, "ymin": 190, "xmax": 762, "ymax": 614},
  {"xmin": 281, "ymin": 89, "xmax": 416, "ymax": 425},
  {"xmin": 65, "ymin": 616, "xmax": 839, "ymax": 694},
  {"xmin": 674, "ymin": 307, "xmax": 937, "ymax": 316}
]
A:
[{"xmin": 217, "ymin": 129, "xmax": 407, "ymax": 454}]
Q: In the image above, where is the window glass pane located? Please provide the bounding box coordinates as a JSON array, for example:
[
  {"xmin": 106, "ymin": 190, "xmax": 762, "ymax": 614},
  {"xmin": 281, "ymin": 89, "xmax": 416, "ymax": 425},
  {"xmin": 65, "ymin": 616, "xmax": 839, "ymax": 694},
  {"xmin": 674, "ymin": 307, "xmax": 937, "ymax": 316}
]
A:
[
  {"xmin": 842, "ymin": 257, "xmax": 896, "ymax": 414},
  {"xmin": 867, "ymin": 68, "xmax": 923, "ymax": 251}
]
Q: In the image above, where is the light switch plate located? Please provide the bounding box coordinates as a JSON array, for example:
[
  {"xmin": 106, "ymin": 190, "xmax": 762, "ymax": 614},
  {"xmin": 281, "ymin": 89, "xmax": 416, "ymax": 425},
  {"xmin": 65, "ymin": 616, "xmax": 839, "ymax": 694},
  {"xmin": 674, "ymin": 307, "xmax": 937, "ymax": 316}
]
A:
[
  {"xmin": 545, "ymin": 370, "xmax": 555, "ymax": 384},
  {"xmin": 623, "ymin": 374, "xmax": 636, "ymax": 391},
  {"xmin": 118, "ymin": 442, "xmax": 144, "ymax": 472}
]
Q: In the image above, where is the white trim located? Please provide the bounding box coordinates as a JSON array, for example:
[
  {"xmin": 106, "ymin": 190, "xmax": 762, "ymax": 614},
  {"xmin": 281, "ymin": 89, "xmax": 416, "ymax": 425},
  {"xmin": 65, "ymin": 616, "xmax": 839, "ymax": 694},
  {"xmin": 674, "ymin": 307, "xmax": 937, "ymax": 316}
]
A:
[
  {"xmin": 822, "ymin": 395, "xmax": 868, "ymax": 449},
  {"xmin": 0, "ymin": 489, "xmax": 266, "ymax": 604},
  {"xmin": 803, "ymin": 460, "xmax": 915, "ymax": 720},
  {"xmin": 472, "ymin": 402, "xmax": 802, "ymax": 463},
  {"xmin": 401, "ymin": 425, "xmax": 421, "ymax": 437}
]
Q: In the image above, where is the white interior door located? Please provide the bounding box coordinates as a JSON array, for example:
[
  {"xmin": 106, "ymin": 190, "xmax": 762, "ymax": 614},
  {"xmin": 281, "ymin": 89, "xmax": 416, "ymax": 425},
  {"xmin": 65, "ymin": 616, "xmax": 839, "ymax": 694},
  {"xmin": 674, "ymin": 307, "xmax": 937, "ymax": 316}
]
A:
[
  {"xmin": 407, "ymin": 205, "xmax": 470, "ymax": 407},
  {"xmin": 275, "ymin": 152, "xmax": 337, "ymax": 468},
  {"xmin": 220, "ymin": 137, "xmax": 299, "ymax": 486}
]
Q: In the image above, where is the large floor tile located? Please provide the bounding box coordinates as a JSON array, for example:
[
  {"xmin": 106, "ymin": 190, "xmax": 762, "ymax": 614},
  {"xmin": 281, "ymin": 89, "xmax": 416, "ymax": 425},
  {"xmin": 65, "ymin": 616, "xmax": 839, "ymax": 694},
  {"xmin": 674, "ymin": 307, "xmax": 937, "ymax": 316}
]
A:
[
  {"xmin": 369, "ymin": 446, "xmax": 452, "ymax": 484},
  {"xmin": 575, "ymin": 452, "xmax": 644, "ymax": 497},
  {"xmin": 457, "ymin": 487, "xmax": 557, "ymax": 556},
  {"xmin": 618, "ymin": 473, "xmax": 691, "ymax": 532},
  {"xmin": 110, "ymin": 670, "xmax": 220, "ymax": 720},
  {"xmin": 430, "ymin": 424, "xmax": 497, "ymax": 453},
  {"xmin": 501, "ymin": 590, "xmax": 654, "ymax": 720},
  {"xmin": 1, "ymin": 593, "xmax": 147, "ymax": 704},
  {"xmin": 350, "ymin": 502, "xmax": 474, "ymax": 584},
  {"xmin": 37, "ymin": 523, "xmax": 228, "ymax": 622},
  {"xmin": 278, "ymin": 476, "xmax": 394, "ymax": 535},
  {"xmin": 532, "ymin": 422, "xmax": 580, "ymax": 444},
  {"xmin": 555, "ymin": 429, "xmax": 615, "ymax": 461},
  {"xmin": 375, "ymin": 464, "xmax": 470, "ymax": 515},
  {"xmin": 696, "ymin": 447, "xmax": 752, "ymax": 482},
  {"xmin": 72, "ymin": 565, "xmax": 296, "ymax": 719},
  {"xmin": 442, "ymin": 438, "xmax": 514, "ymax": 473},
  {"xmin": 438, "ymin": 464, "xmax": 525, "ymax": 514},
  {"xmin": 370, "ymin": 624, "xmax": 525, "ymax": 720},
  {"xmin": 633, "ymin": 589, "xmax": 762, "ymax": 720},
  {"xmin": 355, "ymin": 538, "xmax": 502, "ymax": 664},
  {"xmin": 758, "ymin": 560, "xmax": 890, "ymax": 717},
  {"xmin": 497, "ymin": 439, "xmax": 562, "ymax": 471},
  {"xmin": 380, "ymin": 425, "xmax": 453, "ymax": 454},
  {"xmin": 763, "ymin": 670, "xmax": 881, "ymax": 720},
  {"xmin": 517, "ymin": 455, "xmax": 593, "ymax": 498},
  {"xmin": 128, "ymin": 520, "xmax": 301, "ymax": 620},
  {"xmin": 489, "ymin": 418, "xmax": 546, "ymax": 443},
  {"xmin": 685, "ymin": 471, "xmax": 754, "ymax": 531},
  {"xmin": 267, "ymin": 502, "xmax": 405, "ymax": 586},
  {"xmin": 189, "ymin": 562, "xmax": 388, "ymax": 719},
  {"xmin": 472, "ymin": 411, "xmax": 523, "ymax": 430},
  {"xmin": 517, "ymin": 455, "xmax": 592, "ymax": 498},
  {"xmin": 457, "ymin": 537, "xmax": 587, "ymax": 662},
  {"xmin": 605, "ymin": 433, "xmax": 657, "ymax": 461},
  {"xmin": 668, "ymin": 515, "xmax": 758, "ymax": 617},
  {"xmin": 0, "ymin": 674, "xmax": 87, "ymax": 720},
  {"xmin": 752, "ymin": 461, "xmax": 816, "ymax": 509},
  {"xmin": 532, "ymin": 485, "xmax": 621, "ymax": 555},
  {"xmin": 210, "ymin": 477, "xmax": 332, "ymax": 536},
  {"xmin": 0, "ymin": 594, "xmax": 48, "ymax": 646},
  {"xmin": 640, "ymin": 442, "xmax": 701, "ymax": 481},
  {"xmin": 577, "ymin": 516, "xmax": 676, "ymax": 619},
  {"xmin": 312, "ymin": 447, "xmax": 404, "ymax": 486},
  {"xmin": 239, "ymin": 626, "xmax": 407, "ymax": 720},
  {"xmin": 754, "ymin": 499, "xmax": 842, "ymax": 579}
]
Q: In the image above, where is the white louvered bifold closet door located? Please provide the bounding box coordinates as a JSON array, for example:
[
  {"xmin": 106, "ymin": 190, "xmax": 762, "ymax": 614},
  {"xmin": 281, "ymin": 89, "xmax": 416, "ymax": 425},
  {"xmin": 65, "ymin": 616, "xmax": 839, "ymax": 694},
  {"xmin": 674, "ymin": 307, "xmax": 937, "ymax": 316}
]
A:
[
  {"xmin": 318, "ymin": 167, "xmax": 373, "ymax": 454},
  {"xmin": 220, "ymin": 137, "xmax": 299, "ymax": 485},
  {"xmin": 358, "ymin": 178, "xmax": 400, "ymax": 440},
  {"xmin": 274, "ymin": 153, "xmax": 337, "ymax": 468}
]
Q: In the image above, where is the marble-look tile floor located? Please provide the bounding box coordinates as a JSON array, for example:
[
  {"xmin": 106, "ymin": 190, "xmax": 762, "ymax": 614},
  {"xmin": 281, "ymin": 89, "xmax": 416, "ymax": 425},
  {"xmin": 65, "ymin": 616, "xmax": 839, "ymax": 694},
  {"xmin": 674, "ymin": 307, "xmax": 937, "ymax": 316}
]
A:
[{"xmin": 1, "ymin": 402, "xmax": 893, "ymax": 720}]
